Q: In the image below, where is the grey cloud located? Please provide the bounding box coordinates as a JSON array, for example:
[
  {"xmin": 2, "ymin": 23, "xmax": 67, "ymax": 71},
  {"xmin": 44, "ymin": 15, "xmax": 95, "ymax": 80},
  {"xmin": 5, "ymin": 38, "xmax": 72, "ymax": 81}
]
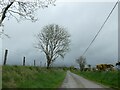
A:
[{"xmin": 2, "ymin": 2, "xmax": 118, "ymax": 67}]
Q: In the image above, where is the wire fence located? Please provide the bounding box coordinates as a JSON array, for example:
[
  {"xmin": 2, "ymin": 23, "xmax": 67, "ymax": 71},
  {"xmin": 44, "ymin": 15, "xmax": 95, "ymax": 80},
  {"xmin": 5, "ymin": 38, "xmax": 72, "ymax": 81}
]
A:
[{"xmin": 2, "ymin": 49, "xmax": 45, "ymax": 67}]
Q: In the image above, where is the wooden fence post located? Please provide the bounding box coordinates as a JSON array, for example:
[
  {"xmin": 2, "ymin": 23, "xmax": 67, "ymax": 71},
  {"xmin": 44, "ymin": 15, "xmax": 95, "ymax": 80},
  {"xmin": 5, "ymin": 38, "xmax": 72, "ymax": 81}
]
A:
[
  {"xmin": 23, "ymin": 56, "xmax": 25, "ymax": 66},
  {"xmin": 3, "ymin": 49, "xmax": 8, "ymax": 65},
  {"xmin": 40, "ymin": 61, "xmax": 42, "ymax": 67},
  {"xmin": 34, "ymin": 60, "xmax": 35, "ymax": 66}
]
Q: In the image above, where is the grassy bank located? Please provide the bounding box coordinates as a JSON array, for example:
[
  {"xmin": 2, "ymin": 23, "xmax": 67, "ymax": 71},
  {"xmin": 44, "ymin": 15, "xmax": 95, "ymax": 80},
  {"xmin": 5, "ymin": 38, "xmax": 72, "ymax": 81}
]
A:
[
  {"xmin": 71, "ymin": 70, "xmax": 120, "ymax": 90},
  {"xmin": 0, "ymin": 66, "xmax": 2, "ymax": 89},
  {"xmin": 2, "ymin": 66, "xmax": 66, "ymax": 88}
]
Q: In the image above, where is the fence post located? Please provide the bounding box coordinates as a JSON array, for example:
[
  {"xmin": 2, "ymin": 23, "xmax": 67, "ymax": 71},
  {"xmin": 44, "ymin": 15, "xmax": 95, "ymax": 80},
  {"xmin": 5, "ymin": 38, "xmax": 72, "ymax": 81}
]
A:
[
  {"xmin": 40, "ymin": 61, "xmax": 42, "ymax": 67},
  {"xmin": 34, "ymin": 60, "xmax": 35, "ymax": 66},
  {"xmin": 44, "ymin": 63, "xmax": 46, "ymax": 67},
  {"xmin": 3, "ymin": 49, "xmax": 8, "ymax": 65},
  {"xmin": 23, "ymin": 56, "xmax": 25, "ymax": 66}
]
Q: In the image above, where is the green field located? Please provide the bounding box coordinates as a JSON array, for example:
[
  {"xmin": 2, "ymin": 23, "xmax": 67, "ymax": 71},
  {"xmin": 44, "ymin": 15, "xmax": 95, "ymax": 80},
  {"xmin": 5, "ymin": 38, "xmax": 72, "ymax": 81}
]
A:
[
  {"xmin": 72, "ymin": 70, "xmax": 120, "ymax": 90},
  {"xmin": 2, "ymin": 66, "xmax": 66, "ymax": 88}
]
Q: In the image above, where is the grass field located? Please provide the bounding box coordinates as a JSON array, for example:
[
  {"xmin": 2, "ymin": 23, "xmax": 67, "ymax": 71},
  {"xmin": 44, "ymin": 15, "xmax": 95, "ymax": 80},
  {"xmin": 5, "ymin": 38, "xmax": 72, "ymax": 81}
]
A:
[
  {"xmin": 72, "ymin": 70, "xmax": 120, "ymax": 90},
  {"xmin": 2, "ymin": 65, "xmax": 66, "ymax": 88}
]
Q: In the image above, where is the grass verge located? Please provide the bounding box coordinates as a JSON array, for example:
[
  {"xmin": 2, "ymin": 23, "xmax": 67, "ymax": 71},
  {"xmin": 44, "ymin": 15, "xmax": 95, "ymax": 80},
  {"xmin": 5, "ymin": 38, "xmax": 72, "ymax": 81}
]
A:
[
  {"xmin": 0, "ymin": 66, "xmax": 2, "ymax": 89},
  {"xmin": 2, "ymin": 65, "xmax": 66, "ymax": 88},
  {"xmin": 71, "ymin": 70, "xmax": 120, "ymax": 90}
]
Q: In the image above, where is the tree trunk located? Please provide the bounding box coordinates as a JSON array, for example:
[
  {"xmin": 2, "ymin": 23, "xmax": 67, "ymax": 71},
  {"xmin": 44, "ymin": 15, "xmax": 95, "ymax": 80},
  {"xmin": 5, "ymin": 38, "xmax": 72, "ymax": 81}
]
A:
[
  {"xmin": 47, "ymin": 59, "xmax": 51, "ymax": 69},
  {"xmin": 46, "ymin": 54, "xmax": 52, "ymax": 69}
]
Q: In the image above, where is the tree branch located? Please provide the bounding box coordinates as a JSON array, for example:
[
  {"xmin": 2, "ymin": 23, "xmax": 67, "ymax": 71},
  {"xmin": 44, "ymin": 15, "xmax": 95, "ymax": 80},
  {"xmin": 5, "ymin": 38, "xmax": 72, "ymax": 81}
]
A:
[{"xmin": 0, "ymin": 0, "xmax": 15, "ymax": 25}]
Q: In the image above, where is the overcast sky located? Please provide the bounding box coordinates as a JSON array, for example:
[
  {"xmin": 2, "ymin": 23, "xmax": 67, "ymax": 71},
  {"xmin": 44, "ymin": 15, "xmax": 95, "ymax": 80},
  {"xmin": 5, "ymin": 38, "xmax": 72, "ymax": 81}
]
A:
[{"xmin": 0, "ymin": 1, "xmax": 118, "ymax": 67}]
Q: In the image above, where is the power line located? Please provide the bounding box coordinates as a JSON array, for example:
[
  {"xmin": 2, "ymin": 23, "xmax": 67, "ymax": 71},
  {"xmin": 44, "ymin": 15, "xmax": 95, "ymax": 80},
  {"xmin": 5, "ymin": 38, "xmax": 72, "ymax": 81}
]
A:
[{"xmin": 82, "ymin": 0, "xmax": 119, "ymax": 56}]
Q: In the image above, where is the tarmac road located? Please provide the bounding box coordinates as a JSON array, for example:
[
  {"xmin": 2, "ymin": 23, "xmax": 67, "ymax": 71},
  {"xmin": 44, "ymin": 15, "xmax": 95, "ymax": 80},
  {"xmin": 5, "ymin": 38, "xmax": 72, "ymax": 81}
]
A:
[{"xmin": 61, "ymin": 71, "xmax": 112, "ymax": 89}]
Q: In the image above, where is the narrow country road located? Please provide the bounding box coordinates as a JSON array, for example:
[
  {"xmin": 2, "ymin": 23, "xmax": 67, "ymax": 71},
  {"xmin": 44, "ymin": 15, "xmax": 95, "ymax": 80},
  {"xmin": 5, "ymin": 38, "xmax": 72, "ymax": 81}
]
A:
[{"xmin": 61, "ymin": 71, "xmax": 112, "ymax": 89}]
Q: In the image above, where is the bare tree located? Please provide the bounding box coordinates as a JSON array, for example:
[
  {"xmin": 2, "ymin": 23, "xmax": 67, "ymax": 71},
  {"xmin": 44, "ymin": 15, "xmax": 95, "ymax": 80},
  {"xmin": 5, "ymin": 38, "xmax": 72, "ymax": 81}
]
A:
[
  {"xmin": 76, "ymin": 56, "xmax": 86, "ymax": 71},
  {"xmin": 35, "ymin": 24, "xmax": 71, "ymax": 69}
]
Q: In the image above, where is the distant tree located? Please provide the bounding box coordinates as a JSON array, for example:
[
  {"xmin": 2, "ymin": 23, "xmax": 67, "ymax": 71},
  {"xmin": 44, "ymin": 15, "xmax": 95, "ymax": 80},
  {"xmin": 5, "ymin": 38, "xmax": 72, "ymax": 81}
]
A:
[
  {"xmin": 69, "ymin": 66, "xmax": 74, "ymax": 70},
  {"xmin": 88, "ymin": 64, "xmax": 91, "ymax": 71},
  {"xmin": 35, "ymin": 24, "xmax": 71, "ymax": 69},
  {"xmin": 76, "ymin": 56, "xmax": 86, "ymax": 71},
  {"xmin": 88, "ymin": 64, "xmax": 91, "ymax": 68}
]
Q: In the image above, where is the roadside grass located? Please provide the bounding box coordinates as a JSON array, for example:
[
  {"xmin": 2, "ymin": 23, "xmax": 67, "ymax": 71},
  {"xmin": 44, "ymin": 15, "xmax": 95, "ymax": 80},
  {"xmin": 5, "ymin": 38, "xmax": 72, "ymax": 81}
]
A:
[
  {"xmin": 71, "ymin": 70, "xmax": 120, "ymax": 90},
  {"xmin": 2, "ymin": 65, "xmax": 66, "ymax": 88},
  {"xmin": 0, "ymin": 66, "xmax": 2, "ymax": 89}
]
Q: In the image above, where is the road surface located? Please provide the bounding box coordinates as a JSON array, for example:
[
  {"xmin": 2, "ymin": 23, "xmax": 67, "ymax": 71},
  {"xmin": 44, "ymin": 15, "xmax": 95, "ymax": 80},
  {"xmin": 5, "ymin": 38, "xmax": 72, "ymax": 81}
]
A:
[{"xmin": 61, "ymin": 71, "xmax": 112, "ymax": 89}]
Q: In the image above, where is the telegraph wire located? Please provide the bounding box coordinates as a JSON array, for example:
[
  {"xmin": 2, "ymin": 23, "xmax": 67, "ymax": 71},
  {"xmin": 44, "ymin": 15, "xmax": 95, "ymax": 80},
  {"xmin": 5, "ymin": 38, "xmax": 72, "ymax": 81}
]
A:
[{"xmin": 82, "ymin": 0, "xmax": 119, "ymax": 56}]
